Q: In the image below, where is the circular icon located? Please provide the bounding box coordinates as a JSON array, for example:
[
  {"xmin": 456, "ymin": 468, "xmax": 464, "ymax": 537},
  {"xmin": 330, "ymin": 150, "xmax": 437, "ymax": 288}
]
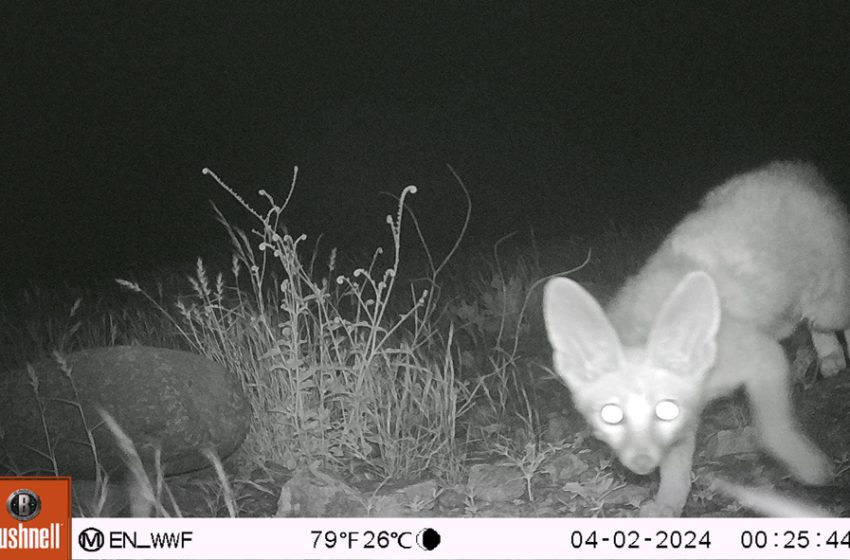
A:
[
  {"xmin": 6, "ymin": 489, "xmax": 41, "ymax": 521},
  {"xmin": 417, "ymin": 527, "xmax": 441, "ymax": 551},
  {"xmin": 79, "ymin": 527, "xmax": 105, "ymax": 552}
]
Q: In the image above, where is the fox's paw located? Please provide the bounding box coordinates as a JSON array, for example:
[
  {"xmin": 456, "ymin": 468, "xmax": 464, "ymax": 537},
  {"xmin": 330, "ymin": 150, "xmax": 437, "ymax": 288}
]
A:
[
  {"xmin": 638, "ymin": 500, "xmax": 679, "ymax": 517},
  {"xmin": 818, "ymin": 351, "xmax": 847, "ymax": 378},
  {"xmin": 790, "ymin": 449, "xmax": 834, "ymax": 486}
]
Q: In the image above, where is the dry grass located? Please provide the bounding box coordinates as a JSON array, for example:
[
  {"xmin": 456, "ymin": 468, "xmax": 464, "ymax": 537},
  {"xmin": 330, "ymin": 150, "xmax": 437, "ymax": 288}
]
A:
[{"xmin": 2, "ymin": 166, "xmax": 658, "ymax": 517}]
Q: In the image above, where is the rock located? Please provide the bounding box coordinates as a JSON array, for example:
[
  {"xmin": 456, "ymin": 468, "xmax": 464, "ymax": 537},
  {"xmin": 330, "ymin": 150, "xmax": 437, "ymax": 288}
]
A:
[
  {"xmin": 275, "ymin": 468, "xmax": 439, "ymax": 517},
  {"xmin": 435, "ymin": 485, "xmax": 466, "ymax": 509},
  {"xmin": 704, "ymin": 426, "xmax": 759, "ymax": 459},
  {"xmin": 466, "ymin": 464, "xmax": 525, "ymax": 502},
  {"xmin": 0, "ymin": 345, "xmax": 250, "ymax": 479},
  {"xmin": 276, "ymin": 469, "xmax": 363, "ymax": 517},
  {"xmin": 541, "ymin": 450, "xmax": 588, "ymax": 483},
  {"xmin": 369, "ymin": 480, "xmax": 438, "ymax": 516}
]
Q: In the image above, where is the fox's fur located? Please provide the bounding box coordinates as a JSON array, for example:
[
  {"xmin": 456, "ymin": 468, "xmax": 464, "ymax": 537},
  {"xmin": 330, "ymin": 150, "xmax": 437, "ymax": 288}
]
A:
[{"xmin": 543, "ymin": 161, "xmax": 849, "ymax": 516}]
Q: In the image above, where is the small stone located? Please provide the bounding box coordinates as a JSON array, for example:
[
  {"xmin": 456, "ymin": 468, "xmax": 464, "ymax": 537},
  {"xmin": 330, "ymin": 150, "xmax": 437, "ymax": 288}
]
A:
[{"xmin": 467, "ymin": 463, "xmax": 525, "ymax": 502}]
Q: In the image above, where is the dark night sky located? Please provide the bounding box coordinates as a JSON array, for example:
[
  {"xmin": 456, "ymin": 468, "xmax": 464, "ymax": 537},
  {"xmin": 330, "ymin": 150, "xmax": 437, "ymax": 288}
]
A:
[{"xmin": 2, "ymin": 2, "xmax": 850, "ymax": 292}]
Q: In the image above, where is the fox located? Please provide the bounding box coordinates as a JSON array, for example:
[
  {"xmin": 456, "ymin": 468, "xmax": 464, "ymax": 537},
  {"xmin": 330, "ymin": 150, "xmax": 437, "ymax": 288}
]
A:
[{"xmin": 543, "ymin": 161, "xmax": 849, "ymax": 516}]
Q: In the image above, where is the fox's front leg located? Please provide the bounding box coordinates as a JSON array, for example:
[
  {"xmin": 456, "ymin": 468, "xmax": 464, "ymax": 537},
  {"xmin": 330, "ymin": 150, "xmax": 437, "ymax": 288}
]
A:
[
  {"xmin": 639, "ymin": 432, "xmax": 696, "ymax": 517},
  {"xmin": 811, "ymin": 330, "xmax": 848, "ymax": 377}
]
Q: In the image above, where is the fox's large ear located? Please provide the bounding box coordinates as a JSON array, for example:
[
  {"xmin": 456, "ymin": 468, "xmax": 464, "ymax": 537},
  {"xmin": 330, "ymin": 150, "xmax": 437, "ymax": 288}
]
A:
[
  {"xmin": 543, "ymin": 277, "xmax": 625, "ymax": 385},
  {"xmin": 647, "ymin": 271, "xmax": 720, "ymax": 378}
]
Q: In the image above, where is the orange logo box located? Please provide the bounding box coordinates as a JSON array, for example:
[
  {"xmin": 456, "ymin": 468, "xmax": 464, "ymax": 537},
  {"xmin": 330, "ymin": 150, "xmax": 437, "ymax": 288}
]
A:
[{"xmin": 0, "ymin": 477, "xmax": 71, "ymax": 560}]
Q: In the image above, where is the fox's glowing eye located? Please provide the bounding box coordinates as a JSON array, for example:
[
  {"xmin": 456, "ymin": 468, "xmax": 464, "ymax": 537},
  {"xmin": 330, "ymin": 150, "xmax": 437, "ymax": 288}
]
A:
[
  {"xmin": 600, "ymin": 403, "xmax": 624, "ymax": 425},
  {"xmin": 655, "ymin": 399, "xmax": 679, "ymax": 421}
]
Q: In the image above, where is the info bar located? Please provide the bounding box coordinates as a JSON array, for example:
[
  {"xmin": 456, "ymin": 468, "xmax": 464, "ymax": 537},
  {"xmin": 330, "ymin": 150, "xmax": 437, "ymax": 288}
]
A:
[{"xmin": 70, "ymin": 518, "xmax": 850, "ymax": 560}]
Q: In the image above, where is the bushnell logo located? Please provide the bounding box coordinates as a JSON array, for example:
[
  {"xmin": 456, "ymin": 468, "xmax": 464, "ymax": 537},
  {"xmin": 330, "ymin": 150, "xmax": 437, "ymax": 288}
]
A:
[{"xmin": 6, "ymin": 488, "xmax": 41, "ymax": 522}]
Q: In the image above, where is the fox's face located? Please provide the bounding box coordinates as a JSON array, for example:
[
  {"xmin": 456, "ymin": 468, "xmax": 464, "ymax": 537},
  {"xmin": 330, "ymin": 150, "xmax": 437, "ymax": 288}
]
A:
[
  {"xmin": 543, "ymin": 271, "xmax": 721, "ymax": 475},
  {"xmin": 566, "ymin": 358, "xmax": 709, "ymax": 474}
]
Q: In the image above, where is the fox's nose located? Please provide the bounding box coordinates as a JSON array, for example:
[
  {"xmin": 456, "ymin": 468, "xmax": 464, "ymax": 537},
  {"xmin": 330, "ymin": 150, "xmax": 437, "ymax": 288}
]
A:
[{"xmin": 630, "ymin": 454, "xmax": 655, "ymax": 474}]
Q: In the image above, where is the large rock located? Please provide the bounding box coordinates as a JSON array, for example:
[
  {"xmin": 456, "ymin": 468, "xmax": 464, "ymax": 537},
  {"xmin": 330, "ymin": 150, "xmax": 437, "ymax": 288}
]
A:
[{"xmin": 0, "ymin": 346, "xmax": 251, "ymax": 479}]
